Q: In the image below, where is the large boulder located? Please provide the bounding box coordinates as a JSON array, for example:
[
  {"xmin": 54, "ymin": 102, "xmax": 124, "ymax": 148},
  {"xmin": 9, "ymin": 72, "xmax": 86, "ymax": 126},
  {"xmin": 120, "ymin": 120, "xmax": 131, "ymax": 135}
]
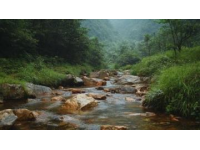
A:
[
  {"xmin": 0, "ymin": 84, "xmax": 26, "ymax": 100},
  {"xmin": 115, "ymin": 75, "xmax": 142, "ymax": 85},
  {"xmin": 61, "ymin": 74, "xmax": 84, "ymax": 86},
  {"xmin": 60, "ymin": 94, "xmax": 98, "ymax": 113},
  {"xmin": 13, "ymin": 109, "xmax": 40, "ymax": 121},
  {"xmin": 82, "ymin": 76, "xmax": 106, "ymax": 87},
  {"xmin": 25, "ymin": 83, "xmax": 52, "ymax": 98},
  {"xmin": 0, "ymin": 109, "xmax": 18, "ymax": 128}
]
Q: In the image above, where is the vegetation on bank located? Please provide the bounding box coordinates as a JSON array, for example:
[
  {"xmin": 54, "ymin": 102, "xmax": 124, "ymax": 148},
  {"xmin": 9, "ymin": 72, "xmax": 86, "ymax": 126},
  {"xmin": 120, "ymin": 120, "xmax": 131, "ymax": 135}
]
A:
[
  {"xmin": 130, "ymin": 47, "xmax": 200, "ymax": 118},
  {"xmin": 0, "ymin": 57, "xmax": 93, "ymax": 87}
]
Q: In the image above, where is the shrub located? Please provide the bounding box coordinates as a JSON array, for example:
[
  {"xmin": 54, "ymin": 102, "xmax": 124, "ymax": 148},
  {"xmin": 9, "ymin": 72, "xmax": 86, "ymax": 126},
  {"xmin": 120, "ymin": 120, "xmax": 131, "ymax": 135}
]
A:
[{"xmin": 132, "ymin": 53, "xmax": 172, "ymax": 76}]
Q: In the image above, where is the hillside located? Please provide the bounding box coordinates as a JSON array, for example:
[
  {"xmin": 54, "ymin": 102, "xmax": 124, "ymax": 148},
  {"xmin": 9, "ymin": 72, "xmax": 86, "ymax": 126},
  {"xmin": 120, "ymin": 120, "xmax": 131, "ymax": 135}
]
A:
[
  {"xmin": 110, "ymin": 19, "xmax": 161, "ymax": 41},
  {"xmin": 81, "ymin": 19, "xmax": 119, "ymax": 42}
]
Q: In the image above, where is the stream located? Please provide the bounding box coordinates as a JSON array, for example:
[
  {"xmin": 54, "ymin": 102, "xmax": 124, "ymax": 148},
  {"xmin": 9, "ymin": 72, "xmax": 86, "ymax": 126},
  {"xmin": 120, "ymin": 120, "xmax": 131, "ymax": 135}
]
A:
[{"xmin": 0, "ymin": 81, "xmax": 200, "ymax": 130}]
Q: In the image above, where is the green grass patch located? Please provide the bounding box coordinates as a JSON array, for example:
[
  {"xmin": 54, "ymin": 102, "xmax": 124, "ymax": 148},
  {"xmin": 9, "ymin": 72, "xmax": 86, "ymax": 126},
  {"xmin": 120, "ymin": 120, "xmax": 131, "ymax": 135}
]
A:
[
  {"xmin": 144, "ymin": 62, "xmax": 200, "ymax": 118},
  {"xmin": 0, "ymin": 56, "xmax": 94, "ymax": 87}
]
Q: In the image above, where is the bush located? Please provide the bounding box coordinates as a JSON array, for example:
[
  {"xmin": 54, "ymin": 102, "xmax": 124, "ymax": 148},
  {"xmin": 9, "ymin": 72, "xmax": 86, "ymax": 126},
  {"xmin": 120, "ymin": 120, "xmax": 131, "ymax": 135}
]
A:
[
  {"xmin": 132, "ymin": 53, "xmax": 172, "ymax": 76},
  {"xmin": 144, "ymin": 62, "xmax": 200, "ymax": 118}
]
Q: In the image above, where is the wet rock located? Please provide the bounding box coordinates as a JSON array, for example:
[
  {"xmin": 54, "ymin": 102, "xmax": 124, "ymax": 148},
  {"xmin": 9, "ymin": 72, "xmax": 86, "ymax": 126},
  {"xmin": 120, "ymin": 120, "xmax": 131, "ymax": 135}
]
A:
[
  {"xmin": 51, "ymin": 96, "xmax": 66, "ymax": 101},
  {"xmin": 82, "ymin": 76, "xmax": 106, "ymax": 86},
  {"xmin": 116, "ymin": 71, "xmax": 124, "ymax": 77},
  {"xmin": 26, "ymin": 83, "xmax": 52, "ymax": 97},
  {"xmin": 100, "ymin": 125, "xmax": 127, "ymax": 130},
  {"xmin": 61, "ymin": 94, "xmax": 98, "ymax": 113},
  {"xmin": 87, "ymin": 93, "xmax": 107, "ymax": 100},
  {"xmin": 125, "ymin": 97, "xmax": 135, "ymax": 102},
  {"xmin": 170, "ymin": 114, "xmax": 179, "ymax": 122},
  {"xmin": 0, "ymin": 84, "xmax": 26, "ymax": 100},
  {"xmin": 134, "ymin": 84, "xmax": 148, "ymax": 97},
  {"xmin": 58, "ymin": 86, "xmax": 64, "ymax": 90},
  {"xmin": 70, "ymin": 88, "xmax": 85, "ymax": 94},
  {"xmin": 74, "ymin": 77, "xmax": 84, "ymax": 86},
  {"xmin": 0, "ymin": 109, "xmax": 18, "ymax": 128},
  {"xmin": 99, "ymin": 70, "xmax": 109, "ymax": 79},
  {"xmin": 96, "ymin": 87, "xmax": 104, "ymax": 90},
  {"xmin": 58, "ymin": 121, "xmax": 78, "ymax": 130},
  {"xmin": 145, "ymin": 112, "xmax": 156, "ymax": 117},
  {"xmin": 115, "ymin": 75, "xmax": 142, "ymax": 85},
  {"xmin": 119, "ymin": 85, "xmax": 136, "ymax": 94},
  {"xmin": 13, "ymin": 109, "xmax": 40, "ymax": 121},
  {"xmin": 123, "ymin": 70, "xmax": 131, "ymax": 75},
  {"xmin": 89, "ymin": 72, "xmax": 99, "ymax": 78},
  {"xmin": 62, "ymin": 91, "xmax": 72, "ymax": 98},
  {"xmin": 61, "ymin": 75, "xmax": 84, "ymax": 86},
  {"xmin": 103, "ymin": 77, "xmax": 110, "ymax": 81},
  {"xmin": 52, "ymin": 90, "xmax": 64, "ymax": 96},
  {"xmin": 127, "ymin": 112, "xmax": 156, "ymax": 117}
]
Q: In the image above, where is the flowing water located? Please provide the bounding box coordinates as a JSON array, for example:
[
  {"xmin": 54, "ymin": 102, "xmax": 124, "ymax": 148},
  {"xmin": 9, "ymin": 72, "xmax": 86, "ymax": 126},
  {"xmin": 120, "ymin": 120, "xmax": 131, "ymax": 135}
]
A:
[{"xmin": 0, "ymin": 81, "xmax": 199, "ymax": 130}]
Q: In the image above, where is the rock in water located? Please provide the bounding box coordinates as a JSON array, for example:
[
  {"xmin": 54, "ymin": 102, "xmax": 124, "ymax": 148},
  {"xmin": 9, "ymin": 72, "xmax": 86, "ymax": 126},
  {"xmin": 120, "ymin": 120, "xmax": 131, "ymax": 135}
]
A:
[
  {"xmin": 61, "ymin": 94, "xmax": 98, "ymax": 113},
  {"xmin": 74, "ymin": 77, "xmax": 84, "ymax": 86},
  {"xmin": 25, "ymin": 83, "xmax": 52, "ymax": 97},
  {"xmin": 13, "ymin": 109, "xmax": 40, "ymax": 121},
  {"xmin": 70, "ymin": 88, "xmax": 85, "ymax": 94},
  {"xmin": 51, "ymin": 96, "xmax": 66, "ymax": 101},
  {"xmin": 123, "ymin": 70, "xmax": 131, "ymax": 75},
  {"xmin": 115, "ymin": 75, "xmax": 142, "ymax": 85},
  {"xmin": 82, "ymin": 76, "xmax": 106, "ymax": 86},
  {"xmin": 99, "ymin": 70, "xmax": 109, "ymax": 79},
  {"xmin": 89, "ymin": 72, "xmax": 99, "ymax": 78},
  {"xmin": 0, "ymin": 84, "xmax": 26, "ymax": 100},
  {"xmin": 100, "ymin": 125, "xmax": 127, "ymax": 130},
  {"xmin": 119, "ymin": 85, "xmax": 136, "ymax": 93},
  {"xmin": 125, "ymin": 97, "xmax": 136, "ymax": 102},
  {"xmin": 0, "ymin": 109, "xmax": 18, "ymax": 128},
  {"xmin": 61, "ymin": 74, "xmax": 84, "ymax": 86},
  {"xmin": 87, "ymin": 93, "xmax": 107, "ymax": 100}
]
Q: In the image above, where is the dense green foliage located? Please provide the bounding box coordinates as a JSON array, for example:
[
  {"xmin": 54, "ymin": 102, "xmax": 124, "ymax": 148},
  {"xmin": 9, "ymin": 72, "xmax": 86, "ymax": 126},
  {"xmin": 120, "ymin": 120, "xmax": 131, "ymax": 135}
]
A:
[
  {"xmin": 144, "ymin": 62, "xmax": 200, "ymax": 118},
  {"xmin": 132, "ymin": 47, "xmax": 200, "ymax": 118},
  {"xmin": 0, "ymin": 57, "xmax": 92, "ymax": 86},
  {"xmin": 0, "ymin": 19, "xmax": 104, "ymax": 87},
  {"xmin": 0, "ymin": 19, "xmax": 104, "ymax": 69}
]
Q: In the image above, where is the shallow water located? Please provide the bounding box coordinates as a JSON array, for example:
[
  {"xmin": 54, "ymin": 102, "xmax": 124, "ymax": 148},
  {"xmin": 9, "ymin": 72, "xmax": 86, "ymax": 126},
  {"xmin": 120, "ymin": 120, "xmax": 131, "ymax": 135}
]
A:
[{"xmin": 0, "ymin": 82, "xmax": 200, "ymax": 130}]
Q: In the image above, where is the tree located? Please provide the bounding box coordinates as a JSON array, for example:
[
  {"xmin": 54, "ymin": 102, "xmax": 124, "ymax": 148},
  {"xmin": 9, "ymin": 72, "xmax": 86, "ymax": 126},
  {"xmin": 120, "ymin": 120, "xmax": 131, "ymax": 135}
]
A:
[
  {"xmin": 159, "ymin": 19, "xmax": 200, "ymax": 54},
  {"xmin": 144, "ymin": 34, "xmax": 151, "ymax": 56}
]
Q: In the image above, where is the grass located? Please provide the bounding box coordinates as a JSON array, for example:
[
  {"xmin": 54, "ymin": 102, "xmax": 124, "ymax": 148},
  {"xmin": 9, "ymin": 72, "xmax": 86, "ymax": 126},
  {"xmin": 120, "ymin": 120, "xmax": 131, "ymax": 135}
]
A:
[
  {"xmin": 131, "ymin": 46, "xmax": 200, "ymax": 77},
  {"xmin": 131, "ymin": 52, "xmax": 174, "ymax": 77},
  {"xmin": 144, "ymin": 62, "xmax": 200, "ymax": 118},
  {"xmin": 133, "ymin": 46, "xmax": 200, "ymax": 119},
  {"xmin": 0, "ymin": 56, "xmax": 93, "ymax": 87}
]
